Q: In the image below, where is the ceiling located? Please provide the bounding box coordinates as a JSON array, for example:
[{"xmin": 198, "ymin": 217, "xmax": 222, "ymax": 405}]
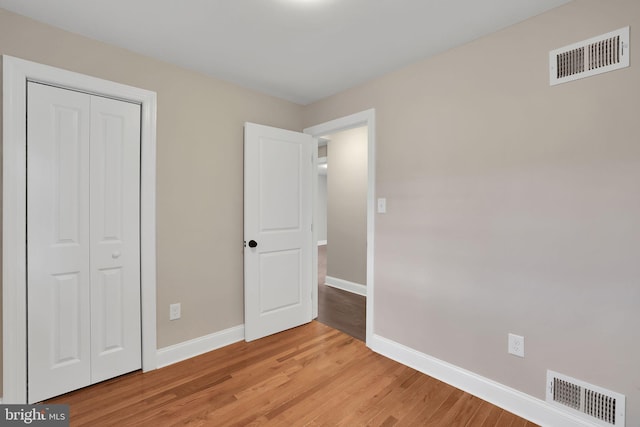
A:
[{"xmin": 0, "ymin": 0, "xmax": 571, "ymax": 105}]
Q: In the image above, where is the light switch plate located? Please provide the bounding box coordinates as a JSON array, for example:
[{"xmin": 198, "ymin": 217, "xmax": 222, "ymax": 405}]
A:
[{"xmin": 377, "ymin": 198, "xmax": 387, "ymax": 213}]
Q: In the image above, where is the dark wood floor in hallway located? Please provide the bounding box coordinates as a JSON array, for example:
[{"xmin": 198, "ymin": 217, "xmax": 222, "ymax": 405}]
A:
[
  {"xmin": 47, "ymin": 321, "xmax": 538, "ymax": 426},
  {"xmin": 317, "ymin": 282, "xmax": 366, "ymax": 341},
  {"xmin": 316, "ymin": 244, "xmax": 367, "ymax": 341}
]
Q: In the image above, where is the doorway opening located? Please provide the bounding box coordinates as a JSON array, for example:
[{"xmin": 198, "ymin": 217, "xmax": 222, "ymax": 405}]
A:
[
  {"xmin": 304, "ymin": 109, "xmax": 375, "ymax": 346},
  {"xmin": 315, "ymin": 127, "xmax": 367, "ymax": 341}
]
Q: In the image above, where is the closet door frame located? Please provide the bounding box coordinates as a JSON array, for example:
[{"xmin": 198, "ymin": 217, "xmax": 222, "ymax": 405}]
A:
[{"xmin": 2, "ymin": 55, "xmax": 158, "ymax": 403}]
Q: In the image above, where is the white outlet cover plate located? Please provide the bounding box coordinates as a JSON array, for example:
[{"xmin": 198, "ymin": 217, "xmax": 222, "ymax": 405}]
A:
[
  {"xmin": 508, "ymin": 333, "xmax": 525, "ymax": 358},
  {"xmin": 170, "ymin": 303, "xmax": 181, "ymax": 320}
]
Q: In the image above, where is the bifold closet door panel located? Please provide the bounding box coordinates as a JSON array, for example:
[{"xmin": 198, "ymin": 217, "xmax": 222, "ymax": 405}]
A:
[
  {"xmin": 89, "ymin": 95, "xmax": 142, "ymax": 383},
  {"xmin": 27, "ymin": 82, "xmax": 93, "ymax": 403}
]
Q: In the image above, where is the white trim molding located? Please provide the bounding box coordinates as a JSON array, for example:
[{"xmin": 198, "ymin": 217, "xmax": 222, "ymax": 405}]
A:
[
  {"xmin": 317, "ymin": 240, "xmax": 328, "ymax": 246},
  {"xmin": 2, "ymin": 55, "xmax": 158, "ymax": 403},
  {"xmin": 304, "ymin": 109, "xmax": 376, "ymax": 345},
  {"xmin": 157, "ymin": 325, "xmax": 245, "ymax": 369},
  {"xmin": 370, "ymin": 334, "xmax": 593, "ymax": 427},
  {"xmin": 324, "ymin": 276, "xmax": 367, "ymax": 297}
]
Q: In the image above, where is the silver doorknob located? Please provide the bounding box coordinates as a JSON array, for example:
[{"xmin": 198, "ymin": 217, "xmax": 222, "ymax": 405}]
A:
[{"xmin": 112, "ymin": 251, "xmax": 122, "ymax": 259}]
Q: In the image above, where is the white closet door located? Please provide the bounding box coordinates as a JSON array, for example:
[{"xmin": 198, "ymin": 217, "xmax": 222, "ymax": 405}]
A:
[
  {"xmin": 27, "ymin": 82, "xmax": 142, "ymax": 403},
  {"xmin": 89, "ymin": 95, "xmax": 141, "ymax": 383},
  {"xmin": 27, "ymin": 83, "xmax": 92, "ymax": 403}
]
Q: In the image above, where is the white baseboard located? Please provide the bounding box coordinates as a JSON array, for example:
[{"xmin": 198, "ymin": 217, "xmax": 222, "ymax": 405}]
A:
[
  {"xmin": 325, "ymin": 276, "xmax": 366, "ymax": 296},
  {"xmin": 318, "ymin": 240, "xmax": 327, "ymax": 246},
  {"xmin": 369, "ymin": 334, "xmax": 591, "ymax": 427},
  {"xmin": 156, "ymin": 324, "xmax": 245, "ymax": 368}
]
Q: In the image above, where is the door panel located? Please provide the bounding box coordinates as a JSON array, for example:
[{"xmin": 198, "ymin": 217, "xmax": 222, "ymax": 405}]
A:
[
  {"xmin": 259, "ymin": 138, "xmax": 303, "ymax": 230},
  {"xmin": 90, "ymin": 96, "xmax": 141, "ymax": 384},
  {"xmin": 244, "ymin": 123, "xmax": 313, "ymax": 342},
  {"xmin": 27, "ymin": 82, "xmax": 92, "ymax": 403},
  {"xmin": 51, "ymin": 273, "xmax": 82, "ymax": 366},
  {"xmin": 260, "ymin": 249, "xmax": 302, "ymax": 312},
  {"xmin": 95, "ymin": 268, "xmax": 125, "ymax": 352}
]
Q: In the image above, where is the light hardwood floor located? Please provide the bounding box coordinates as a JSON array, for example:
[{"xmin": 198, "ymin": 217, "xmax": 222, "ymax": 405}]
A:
[{"xmin": 47, "ymin": 321, "xmax": 538, "ymax": 426}]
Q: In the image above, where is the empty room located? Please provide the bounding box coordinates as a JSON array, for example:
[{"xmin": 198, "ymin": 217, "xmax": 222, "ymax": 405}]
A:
[{"xmin": 1, "ymin": 0, "xmax": 638, "ymax": 426}]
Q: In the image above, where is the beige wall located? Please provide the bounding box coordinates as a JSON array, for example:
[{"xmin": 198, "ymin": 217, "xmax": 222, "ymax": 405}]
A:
[
  {"xmin": 0, "ymin": 7, "xmax": 303, "ymax": 393},
  {"xmin": 326, "ymin": 127, "xmax": 368, "ymax": 286},
  {"xmin": 304, "ymin": 0, "xmax": 640, "ymax": 423}
]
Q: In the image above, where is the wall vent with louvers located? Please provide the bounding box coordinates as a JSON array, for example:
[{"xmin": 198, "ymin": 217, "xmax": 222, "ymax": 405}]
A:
[
  {"xmin": 546, "ymin": 370, "xmax": 626, "ymax": 426},
  {"xmin": 549, "ymin": 27, "xmax": 629, "ymax": 85}
]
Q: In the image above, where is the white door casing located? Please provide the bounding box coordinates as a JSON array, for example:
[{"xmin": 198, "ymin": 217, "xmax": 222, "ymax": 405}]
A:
[
  {"xmin": 3, "ymin": 55, "xmax": 157, "ymax": 404},
  {"xmin": 244, "ymin": 123, "xmax": 314, "ymax": 342},
  {"xmin": 26, "ymin": 82, "xmax": 142, "ymax": 403}
]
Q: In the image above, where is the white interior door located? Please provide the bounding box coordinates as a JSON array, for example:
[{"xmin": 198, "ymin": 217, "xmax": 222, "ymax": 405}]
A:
[
  {"xmin": 244, "ymin": 123, "xmax": 314, "ymax": 341},
  {"xmin": 27, "ymin": 82, "xmax": 141, "ymax": 403}
]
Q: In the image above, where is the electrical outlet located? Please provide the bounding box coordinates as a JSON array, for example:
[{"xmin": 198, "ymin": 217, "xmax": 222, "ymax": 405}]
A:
[
  {"xmin": 169, "ymin": 303, "xmax": 181, "ymax": 321},
  {"xmin": 508, "ymin": 333, "xmax": 525, "ymax": 358}
]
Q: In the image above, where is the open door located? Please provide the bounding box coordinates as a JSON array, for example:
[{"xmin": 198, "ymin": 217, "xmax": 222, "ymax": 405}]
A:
[{"xmin": 244, "ymin": 123, "xmax": 314, "ymax": 341}]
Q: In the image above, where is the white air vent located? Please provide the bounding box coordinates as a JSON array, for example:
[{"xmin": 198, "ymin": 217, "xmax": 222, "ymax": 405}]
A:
[
  {"xmin": 550, "ymin": 27, "xmax": 629, "ymax": 85},
  {"xmin": 546, "ymin": 370, "xmax": 626, "ymax": 426}
]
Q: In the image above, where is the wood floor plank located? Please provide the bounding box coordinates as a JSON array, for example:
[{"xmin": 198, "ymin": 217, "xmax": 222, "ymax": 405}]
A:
[
  {"xmin": 421, "ymin": 388, "xmax": 466, "ymax": 425},
  {"xmin": 45, "ymin": 321, "xmax": 536, "ymax": 426},
  {"xmin": 441, "ymin": 394, "xmax": 484, "ymax": 427},
  {"xmin": 262, "ymin": 350, "xmax": 379, "ymax": 421},
  {"xmin": 331, "ymin": 364, "xmax": 412, "ymax": 425},
  {"xmin": 495, "ymin": 410, "xmax": 522, "ymax": 426},
  {"xmin": 480, "ymin": 405, "xmax": 508, "ymax": 427},
  {"xmin": 198, "ymin": 336, "xmax": 367, "ymax": 425},
  {"xmin": 464, "ymin": 400, "xmax": 498, "ymax": 426},
  {"xmin": 362, "ymin": 370, "xmax": 438, "ymax": 425},
  {"xmin": 168, "ymin": 334, "xmax": 358, "ymax": 425},
  {"xmin": 402, "ymin": 382, "xmax": 460, "ymax": 425},
  {"xmin": 391, "ymin": 376, "xmax": 451, "ymax": 425},
  {"xmin": 295, "ymin": 356, "xmax": 405, "ymax": 426}
]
